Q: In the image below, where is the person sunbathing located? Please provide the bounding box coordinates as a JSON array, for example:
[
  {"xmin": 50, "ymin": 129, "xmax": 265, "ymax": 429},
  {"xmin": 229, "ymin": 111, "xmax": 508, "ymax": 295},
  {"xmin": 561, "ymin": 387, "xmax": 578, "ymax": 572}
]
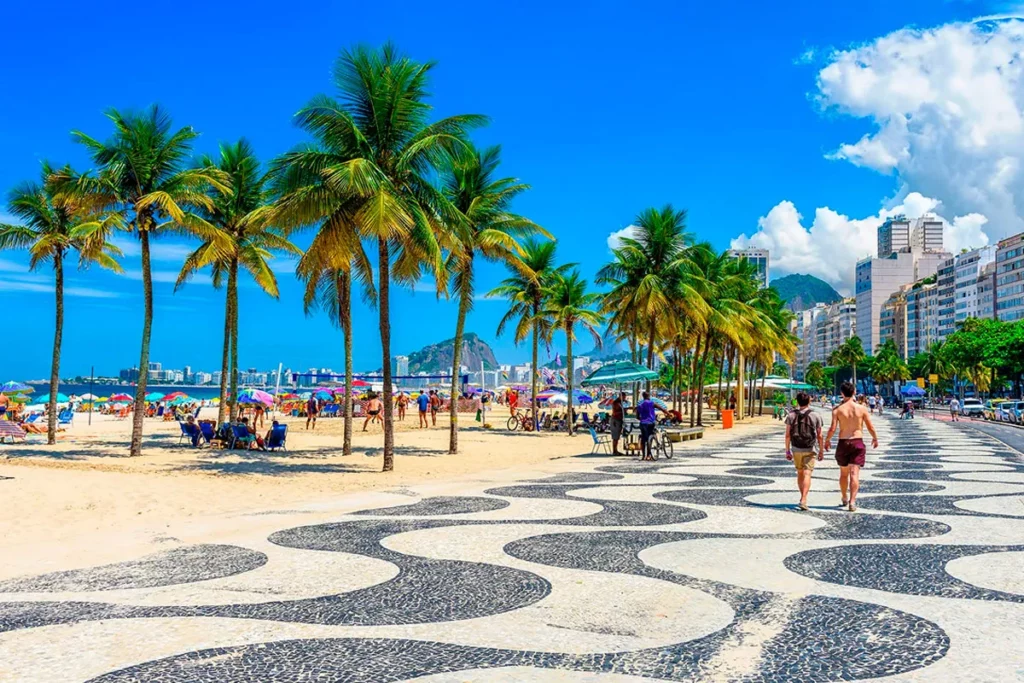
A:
[{"xmin": 20, "ymin": 419, "xmax": 65, "ymax": 434}]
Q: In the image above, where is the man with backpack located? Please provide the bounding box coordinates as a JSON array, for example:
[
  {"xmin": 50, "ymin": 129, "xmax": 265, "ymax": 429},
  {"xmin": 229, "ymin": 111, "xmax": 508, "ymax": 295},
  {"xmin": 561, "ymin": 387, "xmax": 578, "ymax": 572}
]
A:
[{"xmin": 785, "ymin": 391, "xmax": 824, "ymax": 511}]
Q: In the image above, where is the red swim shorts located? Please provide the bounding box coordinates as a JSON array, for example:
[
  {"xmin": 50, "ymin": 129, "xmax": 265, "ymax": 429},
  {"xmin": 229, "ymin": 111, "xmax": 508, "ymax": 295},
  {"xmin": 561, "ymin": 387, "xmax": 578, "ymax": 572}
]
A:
[{"xmin": 835, "ymin": 438, "xmax": 866, "ymax": 467}]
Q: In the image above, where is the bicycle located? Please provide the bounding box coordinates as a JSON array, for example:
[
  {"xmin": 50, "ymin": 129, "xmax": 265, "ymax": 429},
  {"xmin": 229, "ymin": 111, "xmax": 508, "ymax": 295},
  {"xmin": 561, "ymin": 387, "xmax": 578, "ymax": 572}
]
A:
[
  {"xmin": 506, "ymin": 410, "xmax": 535, "ymax": 432},
  {"xmin": 636, "ymin": 423, "xmax": 673, "ymax": 460}
]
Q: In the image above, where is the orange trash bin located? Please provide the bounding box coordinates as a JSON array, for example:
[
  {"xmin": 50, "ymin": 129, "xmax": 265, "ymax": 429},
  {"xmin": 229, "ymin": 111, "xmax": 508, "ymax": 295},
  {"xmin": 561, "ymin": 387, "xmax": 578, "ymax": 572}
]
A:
[{"xmin": 722, "ymin": 409, "xmax": 734, "ymax": 429}]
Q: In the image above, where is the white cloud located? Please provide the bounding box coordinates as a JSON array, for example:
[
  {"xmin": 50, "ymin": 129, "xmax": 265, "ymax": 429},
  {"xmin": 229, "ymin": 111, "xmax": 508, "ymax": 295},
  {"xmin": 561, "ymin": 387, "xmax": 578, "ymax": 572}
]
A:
[
  {"xmin": 816, "ymin": 16, "xmax": 1024, "ymax": 238},
  {"xmin": 110, "ymin": 237, "xmax": 196, "ymax": 262},
  {"xmin": 0, "ymin": 274, "xmax": 117, "ymax": 298},
  {"xmin": 731, "ymin": 192, "xmax": 990, "ymax": 295},
  {"xmin": 607, "ymin": 225, "xmax": 640, "ymax": 251},
  {"xmin": 120, "ymin": 269, "xmax": 182, "ymax": 284}
]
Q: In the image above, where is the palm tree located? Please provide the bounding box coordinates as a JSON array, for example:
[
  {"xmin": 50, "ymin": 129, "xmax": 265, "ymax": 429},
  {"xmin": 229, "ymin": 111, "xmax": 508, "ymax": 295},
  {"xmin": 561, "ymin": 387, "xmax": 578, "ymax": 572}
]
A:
[
  {"xmin": 805, "ymin": 361, "xmax": 826, "ymax": 390},
  {"xmin": 489, "ymin": 238, "xmax": 565, "ymax": 431},
  {"xmin": 596, "ymin": 205, "xmax": 703, "ymax": 390},
  {"xmin": 60, "ymin": 106, "xmax": 230, "ymax": 456},
  {"xmin": 175, "ymin": 140, "xmax": 299, "ymax": 424},
  {"xmin": 828, "ymin": 335, "xmax": 866, "ymax": 390},
  {"xmin": 543, "ymin": 270, "xmax": 603, "ymax": 435},
  {"xmin": 271, "ymin": 43, "xmax": 484, "ymax": 471},
  {"xmin": 297, "ymin": 258, "xmax": 375, "ymax": 454},
  {"xmin": 0, "ymin": 163, "xmax": 122, "ymax": 444},
  {"xmin": 441, "ymin": 145, "xmax": 548, "ymax": 453}
]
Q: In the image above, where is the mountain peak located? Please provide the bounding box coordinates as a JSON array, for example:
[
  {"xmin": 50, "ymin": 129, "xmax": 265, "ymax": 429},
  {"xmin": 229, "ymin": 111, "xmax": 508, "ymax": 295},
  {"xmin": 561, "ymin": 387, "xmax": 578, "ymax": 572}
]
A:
[
  {"xmin": 771, "ymin": 273, "xmax": 842, "ymax": 312},
  {"xmin": 406, "ymin": 332, "xmax": 498, "ymax": 374}
]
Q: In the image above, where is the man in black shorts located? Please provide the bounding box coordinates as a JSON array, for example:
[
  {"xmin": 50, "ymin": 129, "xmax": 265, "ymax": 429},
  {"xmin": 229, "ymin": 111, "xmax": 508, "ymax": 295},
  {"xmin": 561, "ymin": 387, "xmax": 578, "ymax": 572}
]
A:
[{"xmin": 824, "ymin": 381, "xmax": 879, "ymax": 512}]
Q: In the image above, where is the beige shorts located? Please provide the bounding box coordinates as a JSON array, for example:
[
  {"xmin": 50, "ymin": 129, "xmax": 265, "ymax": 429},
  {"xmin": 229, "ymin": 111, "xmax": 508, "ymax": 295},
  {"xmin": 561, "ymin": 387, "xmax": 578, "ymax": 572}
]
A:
[{"xmin": 793, "ymin": 450, "xmax": 817, "ymax": 470}]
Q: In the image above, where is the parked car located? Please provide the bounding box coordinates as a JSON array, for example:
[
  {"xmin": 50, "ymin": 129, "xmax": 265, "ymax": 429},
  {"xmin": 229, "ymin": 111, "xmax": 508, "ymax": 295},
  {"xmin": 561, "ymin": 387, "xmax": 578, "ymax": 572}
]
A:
[
  {"xmin": 960, "ymin": 398, "xmax": 985, "ymax": 417},
  {"xmin": 1008, "ymin": 401, "xmax": 1024, "ymax": 425},
  {"xmin": 996, "ymin": 401, "xmax": 1018, "ymax": 423},
  {"xmin": 983, "ymin": 400, "xmax": 998, "ymax": 421}
]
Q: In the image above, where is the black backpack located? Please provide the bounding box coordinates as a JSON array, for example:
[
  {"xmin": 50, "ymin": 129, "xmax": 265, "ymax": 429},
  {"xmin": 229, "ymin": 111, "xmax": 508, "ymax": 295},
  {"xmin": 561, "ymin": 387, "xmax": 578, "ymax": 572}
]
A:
[{"xmin": 791, "ymin": 410, "xmax": 816, "ymax": 449}]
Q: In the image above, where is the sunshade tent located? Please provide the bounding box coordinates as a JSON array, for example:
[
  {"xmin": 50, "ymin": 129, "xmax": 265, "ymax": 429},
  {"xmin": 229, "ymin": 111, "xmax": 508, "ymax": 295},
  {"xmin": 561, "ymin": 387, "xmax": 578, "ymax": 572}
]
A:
[
  {"xmin": 580, "ymin": 361, "xmax": 659, "ymax": 387},
  {"xmin": 902, "ymin": 385, "xmax": 926, "ymax": 396}
]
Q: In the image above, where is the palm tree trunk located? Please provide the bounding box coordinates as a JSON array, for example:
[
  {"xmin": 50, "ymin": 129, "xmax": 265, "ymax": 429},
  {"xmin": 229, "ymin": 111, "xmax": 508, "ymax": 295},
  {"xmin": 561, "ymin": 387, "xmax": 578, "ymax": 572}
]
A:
[
  {"xmin": 852, "ymin": 363, "xmax": 857, "ymax": 390},
  {"xmin": 449, "ymin": 262, "xmax": 472, "ymax": 454},
  {"xmin": 339, "ymin": 270, "xmax": 353, "ymax": 456},
  {"xmin": 749, "ymin": 360, "xmax": 757, "ymax": 417},
  {"xmin": 566, "ymin": 321, "xmax": 574, "ymax": 436},
  {"xmin": 47, "ymin": 256, "xmax": 64, "ymax": 445},
  {"xmin": 646, "ymin": 319, "xmax": 656, "ymax": 394},
  {"xmin": 758, "ymin": 370, "xmax": 766, "ymax": 416},
  {"xmin": 129, "ymin": 230, "xmax": 153, "ymax": 457},
  {"xmin": 689, "ymin": 336, "xmax": 701, "ymax": 427},
  {"xmin": 531, "ymin": 300, "xmax": 540, "ymax": 431},
  {"xmin": 725, "ymin": 348, "xmax": 735, "ymax": 414},
  {"xmin": 716, "ymin": 345, "xmax": 726, "ymax": 421},
  {"xmin": 216, "ymin": 282, "xmax": 231, "ymax": 425},
  {"xmin": 228, "ymin": 260, "xmax": 240, "ymax": 420},
  {"xmin": 695, "ymin": 335, "xmax": 712, "ymax": 426},
  {"xmin": 378, "ymin": 238, "xmax": 395, "ymax": 472}
]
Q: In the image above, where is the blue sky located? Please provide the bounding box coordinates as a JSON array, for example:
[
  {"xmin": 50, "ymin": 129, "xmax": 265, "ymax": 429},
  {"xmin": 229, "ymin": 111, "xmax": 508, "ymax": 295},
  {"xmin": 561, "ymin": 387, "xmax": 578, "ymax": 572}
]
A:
[{"xmin": 0, "ymin": 0, "xmax": 1012, "ymax": 379}]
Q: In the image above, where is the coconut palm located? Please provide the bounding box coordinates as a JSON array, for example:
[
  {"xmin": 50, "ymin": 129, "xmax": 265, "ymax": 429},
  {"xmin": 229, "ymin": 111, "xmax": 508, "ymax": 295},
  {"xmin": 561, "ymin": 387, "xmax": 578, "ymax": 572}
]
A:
[
  {"xmin": 596, "ymin": 205, "xmax": 704, "ymax": 390},
  {"xmin": 60, "ymin": 106, "xmax": 231, "ymax": 456},
  {"xmin": 0, "ymin": 163, "xmax": 122, "ymax": 443},
  {"xmin": 543, "ymin": 270, "xmax": 603, "ymax": 435},
  {"xmin": 441, "ymin": 145, "xmax": 548, "ymax": 453},
  {"xmin": 270, "ymin": 43, "xmax": 485, "ymax": 471},
  {"xmin": 805, "ymin": 361, "xmax": 826, "ymax": 390},
  {"xmin": 488, "ymin": 238, "xmax": 567, "ymax": 430},
  {"xmin": 175, "ymin": 139, "xmax": 300, "ymax": 424},
  {"xmin": 829, "ymin": 335, "xmax": 867, "ymax": 390}
]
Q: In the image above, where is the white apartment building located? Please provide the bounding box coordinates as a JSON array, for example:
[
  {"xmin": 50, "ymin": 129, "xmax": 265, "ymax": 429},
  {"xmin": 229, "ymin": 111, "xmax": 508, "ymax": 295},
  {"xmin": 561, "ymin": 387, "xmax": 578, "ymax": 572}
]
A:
[
  {"xmin": 792, "ymin": 298, "xmax": 856, "ymax": 378},
  {"xmin": 996, "ymin": 233, "xmax": 1024, "ymax": 322},
  {"xmin": 727, "ymin": 247, "xmax": 769, "ymax": 288},
  {"xmin": 855, "ymin": 250, "xmax": 949, "ymax": 355},
  {"xmin": 953, "ymin": 245, "xmax": 997, "ymax": 325},
  {"xmin": 877, "ymin": 215, "xmax": 944, "ymax": 257}
]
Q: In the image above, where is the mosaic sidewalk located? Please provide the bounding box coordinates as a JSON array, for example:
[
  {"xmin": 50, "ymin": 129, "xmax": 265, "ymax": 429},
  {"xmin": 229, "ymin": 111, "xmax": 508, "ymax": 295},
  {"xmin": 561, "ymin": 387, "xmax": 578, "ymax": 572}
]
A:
[{"xmin": 1, "ymin": 414, "xmax": 1023, "ymax": 682}]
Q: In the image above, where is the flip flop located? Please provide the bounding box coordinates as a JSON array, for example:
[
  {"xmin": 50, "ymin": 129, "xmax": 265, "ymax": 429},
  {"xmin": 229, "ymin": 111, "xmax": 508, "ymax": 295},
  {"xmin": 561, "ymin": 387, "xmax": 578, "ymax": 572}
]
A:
[
  {"xmin": 840, "ymin": 499, "xmax": 849, "ymax": 508},
  {"xmin": 848, "ymin": 503, "xmax": 857, "ymax": 512},
  {"xmin": 799, "ymin": 502, "xmax": 809, "ymax": 511}
]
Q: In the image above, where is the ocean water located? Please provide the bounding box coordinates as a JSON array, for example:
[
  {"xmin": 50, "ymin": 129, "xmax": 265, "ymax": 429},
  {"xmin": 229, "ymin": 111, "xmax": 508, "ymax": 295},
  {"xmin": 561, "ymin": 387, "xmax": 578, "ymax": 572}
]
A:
[{"xmin": 45, "ymin": 384, "xmax": 225, "ymax": 401}]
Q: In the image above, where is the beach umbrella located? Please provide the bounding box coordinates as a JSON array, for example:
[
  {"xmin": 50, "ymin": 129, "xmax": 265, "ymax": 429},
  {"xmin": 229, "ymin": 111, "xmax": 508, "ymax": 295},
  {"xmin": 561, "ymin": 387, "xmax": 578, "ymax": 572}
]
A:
[
  {"xmin": 144, "ymin": 392, "xmax": 165, "ymax": 402},
  {"xmin": 651, "ymin": 397, "xmax": 669, "ymax": 411},
  {"xmin": 277, "ymin": 392, "xmax": 299, "ymax": 400},
  {"xmin": 298, "ymin": 392, "xmax": 312, "ymax": 400},
  {"xmin": 109, "ymin": 393, "xmax": 133, "ymax": 402},
  {"xmin": 169, "ymin": 395, "xmax": 192, "ymax": 406},
  {"xmin": 352, "ymin": 379, "xmax": 371, "ymax": 387},
  {"xmin": 95, "ymin": 397, "xmax": 108, "ymax": 403},
  {"xmin": 238, "ymin": 389, "xmax": 274, "ymax": 406},
  {"xmin": 0, "ymin": 421, "xmax": 26, "ymax": 440},
  {"xmin": 79, "ymin": 393, "xmax": 100, "ymax": 401},
  {"xmin": 901, "ymin": 385, "xmax": 926, "ymax": 397},
  {"xmin": 1, "ymin": 381, "xmax": 33, "ymax": 393},
  {"xmin": 313, "ymin": 390, "xmax": 333, "ymax": 401},
  {"xmin": 36, "ymin": 392, "xmax": 69, "ymax": 404},
  {"xmin": 163, "ymin": 391, "xmax": 187, "ymax": 401}
]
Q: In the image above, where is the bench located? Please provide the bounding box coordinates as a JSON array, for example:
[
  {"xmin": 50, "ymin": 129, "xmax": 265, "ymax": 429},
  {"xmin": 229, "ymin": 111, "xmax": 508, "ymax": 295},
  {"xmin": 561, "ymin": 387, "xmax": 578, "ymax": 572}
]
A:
[{"xmin": 666, "ymin": 427, "xmax": 705, "ymax": 442}]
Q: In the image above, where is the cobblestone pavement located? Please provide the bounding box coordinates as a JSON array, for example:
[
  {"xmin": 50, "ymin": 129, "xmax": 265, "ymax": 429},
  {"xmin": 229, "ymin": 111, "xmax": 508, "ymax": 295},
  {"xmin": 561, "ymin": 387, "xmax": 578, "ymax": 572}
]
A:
[{"xmin": 1, "ymin": 414, "xmax": 1023, "ymax": 682}]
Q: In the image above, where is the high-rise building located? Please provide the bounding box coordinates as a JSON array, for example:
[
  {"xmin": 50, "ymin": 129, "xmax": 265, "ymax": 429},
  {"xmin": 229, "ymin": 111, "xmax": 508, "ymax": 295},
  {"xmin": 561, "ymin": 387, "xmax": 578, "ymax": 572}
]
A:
[
  {"xmin": 855, "ymin": 250, "xmax": 948, "ymax": 355},
  {"xmin": 953, "ymin": 245, "xmax": 997, "ymax": 326},
  {"xmin": 878, "ymin": 215, "xmax": 944, "ymax": 258},
  {"xmin": 727, "ymin": 247, "xmax": 769, "ymax": 287},
  {"xmin": 996, "ymin": 233, "xmax": 1024, "ymax": 322},
  {"xmin": 935, "ymin": 256, "xmax": 956, "ymax": 340},
  {"xmin": 119, "ymin": 367, "xmax": 140, "ymax": 383},
  {"xmin": 906, "ymin": 279, "xmax": 939, "ymax": 358},
  {"xmin": 978, "ymin": 262, "xmax": 998, "ymax": 320},
  {"xmin": 393, "ymin": 355, "xmax": 410, "ymax": 377},
  {"xmin": 183, "ymin": 365, "xmax": 192, "ymax": 383},
  {"xmin": 791, "ymin": 298, "xmax": 856, "ymax": 377},
  {"xmin": 878, "ymin": 288, "xmax": 907, "ymax": 358}
]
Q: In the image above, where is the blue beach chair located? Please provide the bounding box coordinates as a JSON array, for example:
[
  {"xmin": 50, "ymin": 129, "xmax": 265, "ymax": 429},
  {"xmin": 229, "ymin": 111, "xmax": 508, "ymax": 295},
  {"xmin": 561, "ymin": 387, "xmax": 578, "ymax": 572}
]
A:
[
  {"xmin": 266, "ymin": 424, "xmax": 288, "ymax": 451},
  {"xmin": 230, "ymin": 424, "xmax": 256, "ymax": 449}
]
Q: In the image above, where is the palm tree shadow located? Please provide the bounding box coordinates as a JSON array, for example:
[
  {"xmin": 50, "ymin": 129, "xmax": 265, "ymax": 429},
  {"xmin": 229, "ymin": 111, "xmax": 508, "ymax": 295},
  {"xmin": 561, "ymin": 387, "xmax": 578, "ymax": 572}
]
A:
[{"xmin": 176, "ymin": 459, "xmax": 372, "ymax": 476}]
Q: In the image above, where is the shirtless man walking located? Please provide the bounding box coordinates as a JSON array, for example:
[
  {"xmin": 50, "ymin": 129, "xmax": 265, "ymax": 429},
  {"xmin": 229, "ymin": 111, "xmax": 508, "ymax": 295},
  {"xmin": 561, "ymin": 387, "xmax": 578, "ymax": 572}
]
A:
[{"xmin": 824, "ymin": 381, "xmax": 879, "ymax": 512}]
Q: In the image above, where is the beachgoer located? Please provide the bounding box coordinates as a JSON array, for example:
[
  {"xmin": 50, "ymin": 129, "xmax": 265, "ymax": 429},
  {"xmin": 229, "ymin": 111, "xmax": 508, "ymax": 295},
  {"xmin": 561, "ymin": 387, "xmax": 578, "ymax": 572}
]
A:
[
  {"xmin": 949, "ymin": 396, "xmax": 960, "ymax": 422},
  {"xmin": 729, "ymin": 395, "xmax": 736, "ymax": 411},
  {"xmin": 417, "ymin": 391, "xmax": 430, "ymax": 428},
  {"xmin": 824, "ymin": 381, "xmax": 879, "ymax": 512},
  {"xmin": 363, "ymin": 393, "xmax": 383, "ymax": 431},
  {"xmin": 429, "ymin": 390, "xmax": 441, "ymax": 426},
  {"xmin": 868, "ymin": 395, "xmax": 876, "ymax": 413},
  {"xmin": 0, "ymin": 392, "xmax": 8, "ymax": 418},
  {"xmin": 305, "ymin": 395, "xmax": 318, "ymax": 430},
  {"xmin": 637, "ymin": 391, "xmax": 658, "ymax": 461},
  {"xmin": 397, "ymin": 392, "xmax": 408, "ymax": 421},
  {"xmin": 253, "ymin": 403, "xmax": 265, "ymax": 429},
  {"xmin": 610, "ymin": 391, "xmax": 626, "ymax": 456},
  {"xmin": 509, "ymin": 390, "xmax": 519, "ymax": 417},
  {"xmin": 785, "ymin": 391, "xmax": 824, "ymax": 511}
]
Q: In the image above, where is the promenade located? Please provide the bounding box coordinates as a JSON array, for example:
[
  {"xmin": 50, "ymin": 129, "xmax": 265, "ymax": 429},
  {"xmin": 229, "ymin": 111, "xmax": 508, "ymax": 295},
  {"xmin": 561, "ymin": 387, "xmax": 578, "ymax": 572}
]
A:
[{"xmin": 1, "ymin": 413, "xmax": 1022, "ymax": 681}]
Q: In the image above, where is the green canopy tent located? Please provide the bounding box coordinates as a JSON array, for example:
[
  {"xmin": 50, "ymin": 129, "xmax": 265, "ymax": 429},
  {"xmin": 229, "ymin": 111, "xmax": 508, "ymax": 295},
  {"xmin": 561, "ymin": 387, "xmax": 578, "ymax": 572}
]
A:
[{"xmin": 580, "ymin": 360, "xmax": 659, "ymax": 387}]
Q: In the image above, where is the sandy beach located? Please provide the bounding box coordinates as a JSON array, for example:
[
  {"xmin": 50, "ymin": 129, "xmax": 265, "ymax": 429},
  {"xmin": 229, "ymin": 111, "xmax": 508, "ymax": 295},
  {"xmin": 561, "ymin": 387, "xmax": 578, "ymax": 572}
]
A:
[{"xmin": 0, "ymin": 409, "xmax": 776, "ymax": 581}]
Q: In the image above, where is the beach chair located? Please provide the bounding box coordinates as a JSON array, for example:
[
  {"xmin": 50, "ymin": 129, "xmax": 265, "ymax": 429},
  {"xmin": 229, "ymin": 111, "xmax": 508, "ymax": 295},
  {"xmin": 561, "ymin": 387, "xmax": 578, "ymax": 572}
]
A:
[
  {"xmin": 178, "ymin": 421, "xmax": 199, "ymax": 446},
  {"xmin": 589, "ymin": 427, "xmax": 611, "ymax": 454},
  {"xmin": 26, "ymin": 413, "xmax": 41, "ymax": 424},
  {"xmin": 582, "ymin": 413, "xmax": 592, "ymax": 427},
  {"xmin": 199, "ymin": 421, "xmax": 217, "ymax": 446},
  {"xmin": 58, "ymin": 410, "xmax": 74, "ymax": 427},
  {"xmin": 266, "ymin": 424, "xmax": 288, "ymax": 452},
  {"xmin": 230, "ymin": 424, "xmax": 256, "ymax": 450}
]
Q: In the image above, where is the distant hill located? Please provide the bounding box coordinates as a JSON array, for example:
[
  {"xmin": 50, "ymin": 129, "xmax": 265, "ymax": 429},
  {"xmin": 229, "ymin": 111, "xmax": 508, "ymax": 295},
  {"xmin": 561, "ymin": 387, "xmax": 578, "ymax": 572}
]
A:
[
  {"xmin": 771, "ymin": 274, "xmax": 841, "ymax": 312},
  {"xmin": 406, "ymin": 332, "xmax": 499, "ymax": 374}
]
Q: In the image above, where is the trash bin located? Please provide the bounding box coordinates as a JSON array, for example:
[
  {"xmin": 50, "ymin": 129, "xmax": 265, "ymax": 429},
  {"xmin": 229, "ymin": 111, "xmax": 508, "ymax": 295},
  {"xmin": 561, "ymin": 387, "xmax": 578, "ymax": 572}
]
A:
[{"xmin": 722, "ymin": 409, "xmax": 734, "ymax": 429}]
